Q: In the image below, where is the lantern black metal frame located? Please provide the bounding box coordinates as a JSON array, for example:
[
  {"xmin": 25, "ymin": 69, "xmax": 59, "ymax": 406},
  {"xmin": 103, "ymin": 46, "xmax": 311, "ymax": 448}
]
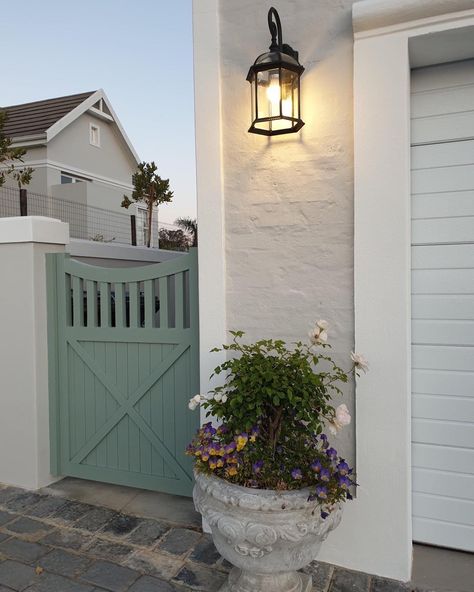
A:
[{"xmin": 247, "ymin": 7, "xmax": 305, "ymax": 136}]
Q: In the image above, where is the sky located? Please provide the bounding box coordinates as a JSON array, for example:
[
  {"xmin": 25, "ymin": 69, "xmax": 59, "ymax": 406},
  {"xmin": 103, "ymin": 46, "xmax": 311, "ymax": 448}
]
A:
[{"xmin": 1, "ymin": 0, "xmax": 196, "ymax": 224}]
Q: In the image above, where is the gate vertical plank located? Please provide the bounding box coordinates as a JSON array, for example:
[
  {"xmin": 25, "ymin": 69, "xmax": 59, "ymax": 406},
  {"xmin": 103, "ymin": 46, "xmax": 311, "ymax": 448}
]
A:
[
  {"xmin": 115, "ymin": 283, "xmax": 126, "ymax": 328},
  {"xmin": 72, "ymin": 276, "xmax": 84, "ymax": 327},
  {"xmin": 46, "ymin": 254, "xmax": 60, "ymax": 475},
  {"xmin": 86, "ymin": 281, "xmax": 97, "ymax": 328},
  {"xmin": 100, "ymin": 282, "xmax": 111, "ymax": 328},
  {"xmin": 144, "ymin": 280, "xmax": 155, "ymax": 329},
  {"xmin": 175, "ymin": 272, "xmax": 184, "ymax": 329},
  {"xmin": 129, "ymin": 282, "xmax": 140, "ymax": 328},
  {"xmin": 159, "ymin": 277, "xmax": 168, "ymax": 328}
]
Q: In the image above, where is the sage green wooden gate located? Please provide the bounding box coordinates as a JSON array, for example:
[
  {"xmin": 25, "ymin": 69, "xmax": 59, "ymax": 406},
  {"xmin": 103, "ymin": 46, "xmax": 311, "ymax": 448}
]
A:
[{"xmin": 46, "ymin": 250, "xmax": 199, "ymax": 497}]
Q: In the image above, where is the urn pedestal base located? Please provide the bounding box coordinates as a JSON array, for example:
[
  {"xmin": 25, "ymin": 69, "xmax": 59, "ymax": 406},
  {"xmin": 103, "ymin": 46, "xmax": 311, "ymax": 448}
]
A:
[{"xmin": 219, "ymin": 567, "xmax": 312, "ymax": 592}]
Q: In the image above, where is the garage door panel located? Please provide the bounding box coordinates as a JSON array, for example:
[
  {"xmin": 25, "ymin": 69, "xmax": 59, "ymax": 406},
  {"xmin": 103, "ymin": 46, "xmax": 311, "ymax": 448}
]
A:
[
  {"xmin": 413, "ymin": 393, "xmax": 474, "ymax": 423},
  {"xmin": 413, "ymin": 443, "xmax": 474, "ymax": 474},
  {"xmin": 411, "ymin": 62, "xmax": 474, "ymax": 93},
  {"xmin": 413, "ymin": 493, "xmax": 474, "ymax": 527},
  {"xmin": 412, "ymin": 163, "xmax": 474, "ymax": 194},
  {"xmin": 412, "ymin": 267, "xmax": 474, "ymax": 292},
  {"xmin": 413, "ymin": 369, "xmax": 474, "ymax": 396},
  {"xmin": 412, "ymin": 140, "xmax": 474, "ymax": 169},
  {"xmin": 412, "ymin": 112, "xmax": 474, "ymax": 145},
  {"xmin": 412, "ymin": 345, "xmax": 474, "ymax": 371},
  {"xmin": 412, "ymin": 191, "xmax": 474, "ymax": 220},
  {"xmin": 412, "ymin": 295, "xmax": 474, "ymax": 319},
  {"xmin": 411, "ymin": 60, "xmax": 474, "ymax": 551},
  {"xmin": 412, "ymin": 320, "xmax": 474, "ymax": 346},
  {"xmin": 412, "ymin": 244, "xmax": 474, "ymax": 268},
  {"xmin": 412, "ymin": 419, "xmax": 474, "ymax": 449},
  {"xmin": 413, "ymin": 517, "xmax": 474, "ymax": 552}
]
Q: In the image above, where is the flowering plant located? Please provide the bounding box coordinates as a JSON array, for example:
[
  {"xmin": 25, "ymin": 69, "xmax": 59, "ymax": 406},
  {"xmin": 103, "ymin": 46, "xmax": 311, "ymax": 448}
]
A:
[{"xmin": 186, "ymin": 322, "xmax": 368, "ymax": 517}]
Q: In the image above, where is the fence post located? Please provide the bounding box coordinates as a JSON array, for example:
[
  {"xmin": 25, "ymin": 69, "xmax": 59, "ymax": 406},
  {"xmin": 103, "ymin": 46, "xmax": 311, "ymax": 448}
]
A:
[
  {"xmin": 20, "ymin": 189, "xmax": 28, "ymax": 216},
  {"xmin": 131, "ymin": 215, "xmax": 137, "ymax": 246}
]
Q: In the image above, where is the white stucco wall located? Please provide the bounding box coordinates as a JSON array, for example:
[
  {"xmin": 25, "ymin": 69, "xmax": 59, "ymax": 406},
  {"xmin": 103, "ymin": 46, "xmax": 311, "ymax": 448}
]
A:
[{"xmin": 217, "ymin": 0, "xmax": 356, "ymax": 463}]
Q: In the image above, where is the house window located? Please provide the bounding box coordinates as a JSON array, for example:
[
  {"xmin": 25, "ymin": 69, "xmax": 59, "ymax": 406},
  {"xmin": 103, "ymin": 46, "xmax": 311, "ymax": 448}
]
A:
[
  {"xmin": 60, "ymin": 172, "xmax": 90, "ymax": 184},
  {"xmin": 90, "ymin": 123, "xmax": 100, "ymax": 147}
]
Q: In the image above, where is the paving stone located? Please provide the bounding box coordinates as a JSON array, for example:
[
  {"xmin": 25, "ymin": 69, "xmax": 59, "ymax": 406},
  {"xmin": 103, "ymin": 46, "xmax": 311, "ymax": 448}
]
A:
[
  {"xmin": 23, "ymin": 572, "xmax": 95, "ymax": 592},
  {"xmin": 0, "ymin": 512, "xmax": 16, "ymax": 528},
  {"xmin": 0, "ymin": 559, "xmax": 36, "ymax": 590},
  {"xmin": 0, "ymin": 587, "xmax": 16, "ymax": 591},
  {"xmin": 37, "ymin": 548, "xmax": 91, "ymax": 578},
  {"xmin": 5, "ymin": 519, "xmax": 53, "ymax": 540},
  {"xmin": 0, "ymin": 535, "xmax": 9, "ymax": 544},
  {"xmin": 173, "ymin": 564, "xmax": 226, "ymax": 592},
  {"xmin": 101, "ymin": 514, "xmax": 142, "ymax": 538},
  {"xmin": 128, "ymin": 575, "xmax": 175, "ymax": 592},
  {"xmin": 86, "ymin": 539, "xmax": 134, "ymax": 561},
  {"xmin": 371, "ymin": 577, "xmax": 410, "ymax": 592},
  {"xmin": 3, "ymin": 494, "xmax": 43, "ymax": 514},
  {"xmin": 330, "ymin": 568, "xmax": 371, "ymax": 592},
  {"xmin": 81, "ymin": 560, "xmax": 140, "ymax": 592},
  {"xmin": 127, "ymin": 520, "xmax": 169, "ymax": 547},
  {"xmin": 51, "ymin": 502, "xmax": 95, "ymax": 525},
  {"xmin": 25, "ymin": 498, "xmax": 67, "ymax": 519},
  {"xmin": 124, "ymin": 550, "xmax": 182, "ymax": 580},
  {"xmin": 188, "ymin": 535, "xmax": 221, "ymax": 566},
  {"xmin": 157, "ymin": 529, "xmax": 201, "ymax": 557},
  {"xmin": 0, "ymin": 539, "xmax": 49, "ymax": 563},
  {"xmin": 74, "ymin": 508, "xmax": 116, "ymax": 533},
  {"xmin": 302, "ymin": 560, "xmax": 333, "ymax": 592},
  {"xmin": 40, "ymin": 529, "xmax": 92, "ymax": 551},
  {"xmin": 0, "ymin": 489, "xmax": 23, "ymax": 506}
]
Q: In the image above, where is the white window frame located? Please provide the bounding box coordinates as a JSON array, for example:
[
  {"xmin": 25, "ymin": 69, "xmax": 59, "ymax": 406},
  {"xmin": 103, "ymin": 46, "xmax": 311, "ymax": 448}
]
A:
[
  {"xmin": 350, "ymin": 0, "xmax": 474, "ymax": 582},
  {"xmin": 89, "ymin": 122, "xmax": 101, "ymax": 147},
  {"xmin": 60, "ymin": 171, "xmax": 91, "ymax": 184}
]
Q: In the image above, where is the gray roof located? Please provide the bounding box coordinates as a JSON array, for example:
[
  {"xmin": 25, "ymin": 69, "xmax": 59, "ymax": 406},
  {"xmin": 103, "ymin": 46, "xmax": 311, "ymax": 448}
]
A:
[{"xmin": 1, "ymin": 91, "xmax": 96, "ymax": 138}]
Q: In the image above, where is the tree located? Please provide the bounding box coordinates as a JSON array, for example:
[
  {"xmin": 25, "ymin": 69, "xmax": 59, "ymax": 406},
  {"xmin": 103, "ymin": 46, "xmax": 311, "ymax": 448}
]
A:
[
  {"xmin": 0, "ymin": 111, "xmax": 33, "ymax": 188},
  {"xmin": 121, "ymin": 161, "xmax": 173, "ymax": 248},
  {"xmin": 175, "ymin": 217, "xmax": 198, "ymax": 247},
  {"xmin": 158, "ymin": 228, "xmax": 190, "ymax": 252}
]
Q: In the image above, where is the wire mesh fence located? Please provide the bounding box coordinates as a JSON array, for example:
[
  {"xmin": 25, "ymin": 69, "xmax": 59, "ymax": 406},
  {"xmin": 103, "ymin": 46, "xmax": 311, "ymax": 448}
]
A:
[{"xmin": 0, "ymin": 186, "xmax": 182, "ymax": 248}]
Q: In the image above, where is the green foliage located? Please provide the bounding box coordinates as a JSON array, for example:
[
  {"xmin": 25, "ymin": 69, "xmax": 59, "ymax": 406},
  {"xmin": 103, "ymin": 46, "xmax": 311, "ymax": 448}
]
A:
[
  {"xmin": 207, "ymin": 331, "xmax": 347, "ymax": 449},
  {"xmin": 122, "ymin": 161, "xmax": 173, "ymax": 247},
  {"xmin": 0, "ymin": 111, "xmax": 34, "ymax": 188},
  {"xmin": 158, "ymin": 228, "xmax": 190, "ymax": 251}
]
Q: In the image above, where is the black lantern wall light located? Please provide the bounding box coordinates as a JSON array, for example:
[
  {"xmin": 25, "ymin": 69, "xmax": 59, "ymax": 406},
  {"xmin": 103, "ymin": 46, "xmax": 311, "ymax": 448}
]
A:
[{"xmin": 247, "ymin": 7, "xmax": 305, "ymax": 136}]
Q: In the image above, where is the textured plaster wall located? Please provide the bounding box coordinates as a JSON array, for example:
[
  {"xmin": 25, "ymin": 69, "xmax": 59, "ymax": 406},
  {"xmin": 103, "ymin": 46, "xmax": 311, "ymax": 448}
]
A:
[{"xmin": 218, "ymin": 0, "xmax": 356, "ymax": 463}]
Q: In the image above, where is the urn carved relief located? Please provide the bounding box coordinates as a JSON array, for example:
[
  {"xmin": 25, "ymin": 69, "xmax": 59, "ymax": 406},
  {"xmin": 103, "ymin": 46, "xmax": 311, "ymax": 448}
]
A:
[{"xmin": 193, "ymin": 471, "xmax": 343, "ymax": 592}]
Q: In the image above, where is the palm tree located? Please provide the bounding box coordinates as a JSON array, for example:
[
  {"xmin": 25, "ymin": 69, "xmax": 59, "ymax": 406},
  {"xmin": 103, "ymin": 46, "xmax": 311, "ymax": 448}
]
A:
[{"xmin": 175, "ymin": 217, "xmax": 198, "ymax": 247}]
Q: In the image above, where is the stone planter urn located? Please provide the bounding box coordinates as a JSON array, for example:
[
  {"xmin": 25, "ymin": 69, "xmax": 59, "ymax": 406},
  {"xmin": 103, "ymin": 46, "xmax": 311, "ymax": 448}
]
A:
[{"xmin": 193, "ymin": 471, "xmax": 343, "ymax": 592}]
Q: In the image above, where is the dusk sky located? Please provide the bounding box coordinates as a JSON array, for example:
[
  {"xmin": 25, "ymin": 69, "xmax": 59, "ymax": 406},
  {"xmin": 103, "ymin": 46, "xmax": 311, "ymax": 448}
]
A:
[{"xmin": 1, "ymin": 0, "xmax": 196, "ymax": 224}]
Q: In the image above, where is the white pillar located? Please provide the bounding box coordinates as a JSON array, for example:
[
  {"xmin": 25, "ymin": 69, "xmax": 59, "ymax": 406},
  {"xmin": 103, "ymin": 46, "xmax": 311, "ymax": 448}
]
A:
[{"xmin": 0, "ymin": 217, "xmax": 69, "ymax": 489}]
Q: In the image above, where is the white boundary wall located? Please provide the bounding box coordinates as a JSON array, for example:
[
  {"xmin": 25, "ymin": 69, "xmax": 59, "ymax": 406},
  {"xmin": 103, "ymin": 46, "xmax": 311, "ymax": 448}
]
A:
[{"xmin": 0, "ymin": 217, "xmax": 68, "ymax": 489}]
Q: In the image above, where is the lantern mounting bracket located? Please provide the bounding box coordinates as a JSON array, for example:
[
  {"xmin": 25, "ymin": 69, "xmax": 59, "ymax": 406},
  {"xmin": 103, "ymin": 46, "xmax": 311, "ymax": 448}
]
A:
[{"xmin": 267, "ymin": 7, "xmax": 299, "ymax": 62}]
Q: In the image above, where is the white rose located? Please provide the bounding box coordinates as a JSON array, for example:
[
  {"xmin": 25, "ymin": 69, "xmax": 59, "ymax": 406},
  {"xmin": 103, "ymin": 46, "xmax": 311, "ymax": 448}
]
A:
[
  {"xmin": 188, "ymin": 394, "xmax": 202, "ymax": 410},
  {"xmin": 335, "ymin": 403, "xmax": 351, "ymax": 427},
  {"xmin": 213, "ymin": 393, "xmax": 222, "ymax": 402},
  {"xmin": 351, "ymin": 352, "xmax": 369, "ymax": 373},
  {"xmin": 221, "ymin": 394, "xmax": 228, "ymax": 403},
  {"xmin": 309, "ymin": 320, "xmax": 329, "ymax": 346}
]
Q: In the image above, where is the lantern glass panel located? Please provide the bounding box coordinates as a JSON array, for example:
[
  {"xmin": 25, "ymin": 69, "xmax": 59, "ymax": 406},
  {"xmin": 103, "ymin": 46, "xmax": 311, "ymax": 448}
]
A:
[{"xmin": 252, "ymin": 67, "xmax": 300, "ymax": 134}]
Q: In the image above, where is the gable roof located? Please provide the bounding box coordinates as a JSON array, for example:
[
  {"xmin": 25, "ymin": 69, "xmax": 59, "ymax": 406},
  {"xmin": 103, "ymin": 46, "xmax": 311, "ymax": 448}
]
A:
[
  {"xmin": 1, "ymin": 90, "xmax": 140, "ymax": 165},
  {"xmin": 2, "ymin": 91, "xmax": 96, "ymax": 138}
]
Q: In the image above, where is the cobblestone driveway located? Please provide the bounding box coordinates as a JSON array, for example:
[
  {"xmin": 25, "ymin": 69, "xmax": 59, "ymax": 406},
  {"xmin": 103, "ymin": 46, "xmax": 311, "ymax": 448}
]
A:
[{"xmin": 0, "ymin": 484, "xmax": 422, "ymax": 592}]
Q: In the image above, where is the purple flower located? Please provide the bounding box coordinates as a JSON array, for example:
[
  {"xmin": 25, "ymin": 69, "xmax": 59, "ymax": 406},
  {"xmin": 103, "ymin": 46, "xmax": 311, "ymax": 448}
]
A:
[
  {"xmin": 202, "ymin": 422, "xmax": 216, "ymax": 436},
  {"xmin": 338, "ymin": 475, "xmax": 351, "ymax": 490},
  {"xmin": 319, "ymin": 434, "xmax": 329, "ymax": 449},
  {"xmin": 252, "ymin": 460, "xmax": 264, "ymax": 474},
  {"xmin": 337, "ymin": 461, "xmax": 350, "ymax": 476},
  {"xmin": 291, "ymin": 468, "xmax": 303, "ymax": 480},
  {"xmin": 320, "ymin": 511, "xmax": 329, "ymax": 520},
  {"xmin": 326, "ymin": 447, "xmax": 338, "ymax": 459},
  {"xmin": 320, "ymin": 468, "xmax": 331, "ymax": 482},
  {"xmin": 346, "ymin": 491, "xmax": 353, "ymax": 500},
  {"xmin": 249, "ymin": 426, "xmax": 259, "ymax": 442},
  {"xmin": 310, "ymin": 460, "xmax": 322, "ymax": 473},
  {"xmin": 316, "ymin": 485, "xmax": 328, "ymax": 500},
  {"xmin": 224, "ymin": 442, "xmax": 237, "ymax": 454}
]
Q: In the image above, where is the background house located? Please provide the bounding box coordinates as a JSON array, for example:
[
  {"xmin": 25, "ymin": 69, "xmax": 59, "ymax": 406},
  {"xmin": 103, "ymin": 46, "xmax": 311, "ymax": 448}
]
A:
[{"xmin": 2, "ymin": 90, "xmax": 139, "ymax": 213}]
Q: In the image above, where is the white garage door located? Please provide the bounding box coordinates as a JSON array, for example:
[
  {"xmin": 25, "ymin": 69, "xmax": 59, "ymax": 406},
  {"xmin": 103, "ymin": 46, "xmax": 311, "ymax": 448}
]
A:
[{"xmin": 411, "ymin": 60, "xmax": 474, "ymax": 552}]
